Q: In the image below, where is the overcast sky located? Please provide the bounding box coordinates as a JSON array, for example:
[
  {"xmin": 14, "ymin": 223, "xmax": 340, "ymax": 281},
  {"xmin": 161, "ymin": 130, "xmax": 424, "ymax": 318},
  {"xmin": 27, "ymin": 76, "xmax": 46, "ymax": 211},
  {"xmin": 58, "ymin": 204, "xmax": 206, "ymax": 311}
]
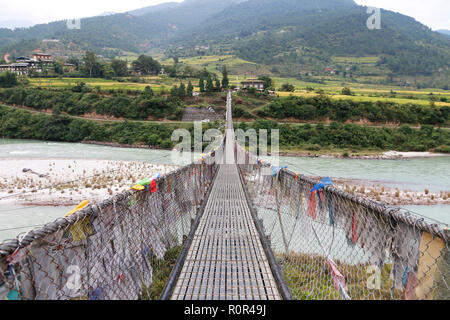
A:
[{"xmin": 0, "ymin": 0, "xmax": 448, "ymax": 30}]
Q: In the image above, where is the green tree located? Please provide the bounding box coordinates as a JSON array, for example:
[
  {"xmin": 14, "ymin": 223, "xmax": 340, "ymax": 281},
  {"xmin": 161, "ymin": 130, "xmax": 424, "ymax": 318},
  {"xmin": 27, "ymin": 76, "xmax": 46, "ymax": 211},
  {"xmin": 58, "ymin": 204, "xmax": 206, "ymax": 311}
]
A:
[
  {"xmin": 279, "ymin": 83, "xmax": 295, "ymax": 92},
  {"xmin": 178, "ymin": 82, "xmax": 186, "ymax": 98},
  {"xmin": 206, "ymin": 75, "xmax": 214, "ymax": 93},
  {"xmin": 215, "ymin": 78, "xmax": 221, "ymax": 92},
  {"xmin": 258, "ymin": 76, "xmax": 274, "ymax": 90},
  {"xmin": 132, "ymin": 55, "xmax": 161, "ymax": 75},
  {"xmin": 111, "ymin": 59, "xmax": 128, "ymax": 77},
  {"xmin": 341, "ymin": 87, "xmax": 353, "ymax": 96},
  {"xmin": 83, "ymin": 51, "xmax": 100, "ymax": 78},
  {"xmin": 186, "ymin": 81, "xmax": 194, "ymax": 97},
  {"xmin": 0, "ymin": 72, "xmax": 17, "ymax": 88},
  {"xmin": 199, "ymin": 77, "xmax": 205, "ymax": 92},
  {"xmin": 143, "ymin": 86, "xmax": 154, "ymax": 98},
  {"xmin": 170, "ymin": 85, "xmax": 178, "ymax": 97},
  {"xmin": 221, "ymin": 66, "xmax": 229, "ymax": 88}
]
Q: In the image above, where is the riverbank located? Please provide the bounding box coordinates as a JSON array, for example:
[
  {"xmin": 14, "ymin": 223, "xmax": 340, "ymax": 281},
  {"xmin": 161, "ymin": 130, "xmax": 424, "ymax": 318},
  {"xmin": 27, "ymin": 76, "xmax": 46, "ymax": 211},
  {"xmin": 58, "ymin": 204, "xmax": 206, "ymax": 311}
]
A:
[
  {"xmin": 0, "ymin": 157, "xmax": 448, "ymax": 207},
  {"xmin": 278, "ymin": 149, "xmax": 450, "ymax": 159},
  {"xmin": 331, "ymin": 177, "xmax": 449, "ymax": 206},
  {"xmin": 0, "ymin": 159, "xmax": 179, "ymax": 206},
  {"xmin": 81, "ymin": 141, "xmax": 449, "ymax": 159}
]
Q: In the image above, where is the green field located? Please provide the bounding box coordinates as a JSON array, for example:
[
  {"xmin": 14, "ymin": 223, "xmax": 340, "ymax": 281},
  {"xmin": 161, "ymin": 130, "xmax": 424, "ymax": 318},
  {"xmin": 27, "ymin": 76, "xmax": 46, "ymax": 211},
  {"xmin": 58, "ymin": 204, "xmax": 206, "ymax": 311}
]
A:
[
  {"xmin": 28, "ymin": 77, "xmax": 199, "ymax": 92},
  {"xmin": 276, "ymin": 91, "xmax": 450, "ymax": 107}
]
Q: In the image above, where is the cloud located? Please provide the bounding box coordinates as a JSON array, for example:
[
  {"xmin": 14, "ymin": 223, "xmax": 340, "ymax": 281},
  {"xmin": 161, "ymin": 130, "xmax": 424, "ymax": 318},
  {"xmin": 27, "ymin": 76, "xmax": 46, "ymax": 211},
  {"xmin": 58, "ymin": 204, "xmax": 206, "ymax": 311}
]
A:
[
  {"xmin": 0, "ymin": 0, "xmax": 182, "ymax": 27},
  {"xmin": 355, "ymin": 0, "xmax": 450, "ymax": 30}
]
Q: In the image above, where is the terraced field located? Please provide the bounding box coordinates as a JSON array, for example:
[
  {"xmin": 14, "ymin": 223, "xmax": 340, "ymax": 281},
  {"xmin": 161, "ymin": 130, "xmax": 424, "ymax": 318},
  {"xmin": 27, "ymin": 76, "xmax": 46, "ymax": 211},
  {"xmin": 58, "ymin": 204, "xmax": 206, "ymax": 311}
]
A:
[{"xmin": 28, "ymin": 77, "xmax": 199, "ymax": 92}]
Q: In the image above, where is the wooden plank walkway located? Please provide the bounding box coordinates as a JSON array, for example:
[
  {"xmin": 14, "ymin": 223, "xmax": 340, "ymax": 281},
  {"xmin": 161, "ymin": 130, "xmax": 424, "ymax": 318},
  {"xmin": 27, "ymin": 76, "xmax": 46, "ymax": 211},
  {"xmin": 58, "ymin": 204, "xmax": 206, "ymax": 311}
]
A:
[{"xmin": 171, "ymin": 164, "xmax": 281, "ymax": 300}]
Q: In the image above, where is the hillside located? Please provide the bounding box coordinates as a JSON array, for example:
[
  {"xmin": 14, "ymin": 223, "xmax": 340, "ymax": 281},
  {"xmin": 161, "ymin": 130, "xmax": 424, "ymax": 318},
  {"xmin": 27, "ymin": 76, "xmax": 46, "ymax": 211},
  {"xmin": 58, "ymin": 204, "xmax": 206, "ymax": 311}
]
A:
[
  {"xmin": 0, "ymin": 0, "xmax": 246, "ymax": 55},
  {"xmin": 128, "ymin": 2, "xmax": 180, "ymax": 16},
  {"xmin": 0, "ymin": 0, "xmax": 449, "ymax": 80},
  {"xmin": 172, "ymin": 0, "xmax": 450, "ymax": 77}
]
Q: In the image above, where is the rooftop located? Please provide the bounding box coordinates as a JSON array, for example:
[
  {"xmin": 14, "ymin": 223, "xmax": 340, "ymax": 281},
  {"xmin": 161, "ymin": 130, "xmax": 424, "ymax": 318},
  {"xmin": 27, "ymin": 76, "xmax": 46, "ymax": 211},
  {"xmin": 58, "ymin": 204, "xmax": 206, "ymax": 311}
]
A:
[{"xmin": 241, "ymin": 79, "xmax": 265, "ymax": 83}]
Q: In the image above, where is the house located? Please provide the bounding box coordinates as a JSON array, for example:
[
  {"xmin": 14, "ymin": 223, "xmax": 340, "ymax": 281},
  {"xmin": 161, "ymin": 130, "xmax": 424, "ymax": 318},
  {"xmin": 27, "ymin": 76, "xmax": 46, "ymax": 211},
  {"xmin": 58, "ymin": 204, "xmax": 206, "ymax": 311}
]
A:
[
  {"xmin": 0, "ymin": 63, "xmax": 31, "ymax": 75},
  {"xmin": 32, "ymin": 53, "xmax": 54, "ymax": 65},
  {"xmin": 240, "ymin": 79, "xmax": 265, "ymax": 91},
  {"xmin": 0, "ymin": 53, "xmax": 56, "ymax": 75},
  {"xmin": 9, "ymin": 63, "xmax": 30, "ymax": 75},
  {"xmin": 0, "ymin": 65, "xmax": 11, "ymax": 73},
  {"xmin": 323, "ymin": 67, "xmax": 336, "ymax": 74}
]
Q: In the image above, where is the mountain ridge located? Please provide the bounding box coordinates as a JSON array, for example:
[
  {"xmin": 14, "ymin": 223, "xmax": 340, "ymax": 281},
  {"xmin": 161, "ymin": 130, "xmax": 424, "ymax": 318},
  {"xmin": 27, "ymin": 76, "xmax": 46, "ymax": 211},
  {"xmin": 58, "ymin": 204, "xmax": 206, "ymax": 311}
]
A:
[{"xmin": 0, "ymin": 0, "xmax": 448, "ymax": 79}]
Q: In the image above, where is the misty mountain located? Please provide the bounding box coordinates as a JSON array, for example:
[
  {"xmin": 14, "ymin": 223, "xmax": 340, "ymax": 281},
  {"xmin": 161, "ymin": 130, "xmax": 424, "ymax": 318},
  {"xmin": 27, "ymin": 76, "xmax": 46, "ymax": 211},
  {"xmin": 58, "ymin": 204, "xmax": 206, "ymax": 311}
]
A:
[
  {"xmin": 128, "ymin": 2, "xmax": 180, "ymax": 16},
  {"xmin": 0, "ymin": 19, "xmax": 36, "ymax": 30},
  {"xmin": 0, "ymin": 0, "xmax": 449, "ymax": 77}
]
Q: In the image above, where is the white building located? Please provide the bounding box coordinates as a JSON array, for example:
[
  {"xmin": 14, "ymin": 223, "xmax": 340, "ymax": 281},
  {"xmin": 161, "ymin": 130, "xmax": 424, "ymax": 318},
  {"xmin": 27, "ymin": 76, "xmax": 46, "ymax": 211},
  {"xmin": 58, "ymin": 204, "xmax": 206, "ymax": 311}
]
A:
[{"xmin": 240, "ymin": 79, "xmax": 265, "ymax": 91}]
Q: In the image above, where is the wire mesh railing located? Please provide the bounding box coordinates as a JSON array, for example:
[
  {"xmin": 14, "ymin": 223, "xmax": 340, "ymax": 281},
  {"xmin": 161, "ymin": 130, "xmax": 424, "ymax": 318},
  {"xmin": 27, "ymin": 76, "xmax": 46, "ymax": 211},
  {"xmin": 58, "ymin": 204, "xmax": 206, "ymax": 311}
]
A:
[
  {"xmin": 236, "ymin": 145, "xmax": 449, "ymax": 300},
  {"xmin": 0, "ymin": 154, "xmax": 220, "ymax": 300}
]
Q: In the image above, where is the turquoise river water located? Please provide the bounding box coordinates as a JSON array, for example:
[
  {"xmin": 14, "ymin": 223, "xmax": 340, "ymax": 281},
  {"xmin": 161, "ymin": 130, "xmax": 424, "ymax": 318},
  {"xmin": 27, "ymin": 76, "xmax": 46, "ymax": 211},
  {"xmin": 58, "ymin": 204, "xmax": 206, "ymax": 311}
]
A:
[{"xmin": 0, "ymin": 139, "xmax": 448, "ymax": 241}]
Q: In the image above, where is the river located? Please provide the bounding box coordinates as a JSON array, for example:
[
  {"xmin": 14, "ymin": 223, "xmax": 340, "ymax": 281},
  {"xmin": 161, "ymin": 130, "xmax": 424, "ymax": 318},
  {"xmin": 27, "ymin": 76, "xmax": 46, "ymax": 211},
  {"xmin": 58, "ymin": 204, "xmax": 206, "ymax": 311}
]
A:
[{"xmin": 0, "ymin": 139, "xmax": 448, "ymax": 242}]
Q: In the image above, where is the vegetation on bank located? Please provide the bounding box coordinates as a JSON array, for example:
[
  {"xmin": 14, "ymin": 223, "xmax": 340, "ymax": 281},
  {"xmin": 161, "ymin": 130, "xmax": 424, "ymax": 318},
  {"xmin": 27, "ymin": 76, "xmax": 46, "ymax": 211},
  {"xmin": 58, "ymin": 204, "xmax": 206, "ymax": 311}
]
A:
[
  {"xmin": 282, "ymin": 253, "xmax": 402, "ymax": 300},
  {"xmin": 141, "ymin": 245, "xmax": 182, "ymax": 300},
  {"xmin": 256, "ymin": 95, "xmax": 450, "ymax": 126},
  {"xmin": 237, "ymin": 120, "xmax": 450, "ymax": 153},
  {"xmin": 0, "ymin": 105, "xmax": 197, "ymax": 148},
  {"xmin": 1, "ymin": 105, "xmax": 448, "ymax": 154},
  {"xmin": 0, "ymin": 86, "xmax": 185, "ymax": 120}
]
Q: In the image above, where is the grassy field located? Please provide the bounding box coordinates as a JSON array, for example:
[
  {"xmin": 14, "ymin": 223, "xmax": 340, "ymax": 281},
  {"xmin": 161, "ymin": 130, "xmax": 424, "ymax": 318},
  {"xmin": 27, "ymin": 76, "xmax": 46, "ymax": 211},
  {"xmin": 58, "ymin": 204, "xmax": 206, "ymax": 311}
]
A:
[
  {"xmin": 162, "ymin": 54, "xmax": 271, "ymax": 78},
  {"xmin": 281, "ymin": 253, "xmax": 402, "ymax": 300},
  {"xmin": 28, "ymin": 77, "xmax": 200, "ymax": 92},
  {"xmin": 276, "ymin": 90, "xmax": 450, "ymax": 107}
]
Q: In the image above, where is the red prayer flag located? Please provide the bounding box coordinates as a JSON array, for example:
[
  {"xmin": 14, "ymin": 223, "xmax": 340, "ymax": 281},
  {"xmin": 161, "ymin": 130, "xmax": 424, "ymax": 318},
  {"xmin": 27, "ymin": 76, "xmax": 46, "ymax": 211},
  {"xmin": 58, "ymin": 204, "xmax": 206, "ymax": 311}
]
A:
[
  {"xmin": 327, "ymin": 259, "xmax": 347, "ymax": 292},
  {"xmin": 307, "ymin": 192, "xmax": 317, "ymax": 220},
  {"xmin": 402, "ymin": 271, "xmax": 418, "ymax": 300},
  {"xmin": 352, "ymin": 211, "xmax": 358, "ymax": 243},
  {"xmin": 150, "ymin": 180, "xmax": 157, "ymax": 193}
]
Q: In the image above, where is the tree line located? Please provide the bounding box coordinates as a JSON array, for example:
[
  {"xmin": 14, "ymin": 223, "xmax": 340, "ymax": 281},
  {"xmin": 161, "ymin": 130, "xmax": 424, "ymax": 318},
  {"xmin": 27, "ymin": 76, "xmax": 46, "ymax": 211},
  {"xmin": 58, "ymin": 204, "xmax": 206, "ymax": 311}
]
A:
[
  {"xmin": 257, "ymin": 95, "xmax": 449, "ymax": 126},
  {"xmin": 237, "ymin": 120, "xmax": 450, "ymax": 153},
  {"xmin": 1, "ymin": 104, "xmax": 447, "ymax": 154},
  {"xmin": 0, "ymin": 86, "xmax": 184, "ymax": 120},
  {"xmin": 0, "ymin": 105, "xmax": 221, "ymax": 149}
]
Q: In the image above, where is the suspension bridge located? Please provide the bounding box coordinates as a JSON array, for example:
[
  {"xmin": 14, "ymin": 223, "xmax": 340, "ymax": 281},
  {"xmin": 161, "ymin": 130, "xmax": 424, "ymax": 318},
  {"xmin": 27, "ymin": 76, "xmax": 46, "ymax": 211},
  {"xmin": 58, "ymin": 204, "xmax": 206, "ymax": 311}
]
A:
[{"xmin": 0, "ymin": 92, "xmax": 448, "ymax": 300}]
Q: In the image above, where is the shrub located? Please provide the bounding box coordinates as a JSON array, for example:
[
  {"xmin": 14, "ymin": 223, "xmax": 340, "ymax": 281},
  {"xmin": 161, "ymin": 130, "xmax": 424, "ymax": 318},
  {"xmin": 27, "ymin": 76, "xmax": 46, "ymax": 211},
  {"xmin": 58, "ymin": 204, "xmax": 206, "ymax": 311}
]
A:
[
  {"xmin": 279, "ymin": 83, "xmax": 295, "ymax": 92},
  {"xmin": 0, "ymin": 72, "xmax": 18, "ymax": 88}
]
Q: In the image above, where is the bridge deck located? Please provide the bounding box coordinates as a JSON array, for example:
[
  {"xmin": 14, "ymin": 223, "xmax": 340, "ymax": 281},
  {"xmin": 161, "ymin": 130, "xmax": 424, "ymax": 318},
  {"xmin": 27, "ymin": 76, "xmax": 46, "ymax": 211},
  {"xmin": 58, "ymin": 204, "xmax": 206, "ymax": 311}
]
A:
[{"xmin": 171, "ymin": 164, "xmax": 281, "ymax": 300}]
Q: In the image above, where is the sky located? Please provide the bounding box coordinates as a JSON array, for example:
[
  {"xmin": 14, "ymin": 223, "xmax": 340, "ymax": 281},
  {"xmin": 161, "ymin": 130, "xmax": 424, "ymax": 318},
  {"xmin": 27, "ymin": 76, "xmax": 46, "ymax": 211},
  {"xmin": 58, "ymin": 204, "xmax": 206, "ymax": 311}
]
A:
[
  {"xmin": 0, "ymin": 0, "xmax": 448, "ymax": 30},
  {"xmin": 354, "ymin": 0, "xmax": 450, "ymax": 30}
]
